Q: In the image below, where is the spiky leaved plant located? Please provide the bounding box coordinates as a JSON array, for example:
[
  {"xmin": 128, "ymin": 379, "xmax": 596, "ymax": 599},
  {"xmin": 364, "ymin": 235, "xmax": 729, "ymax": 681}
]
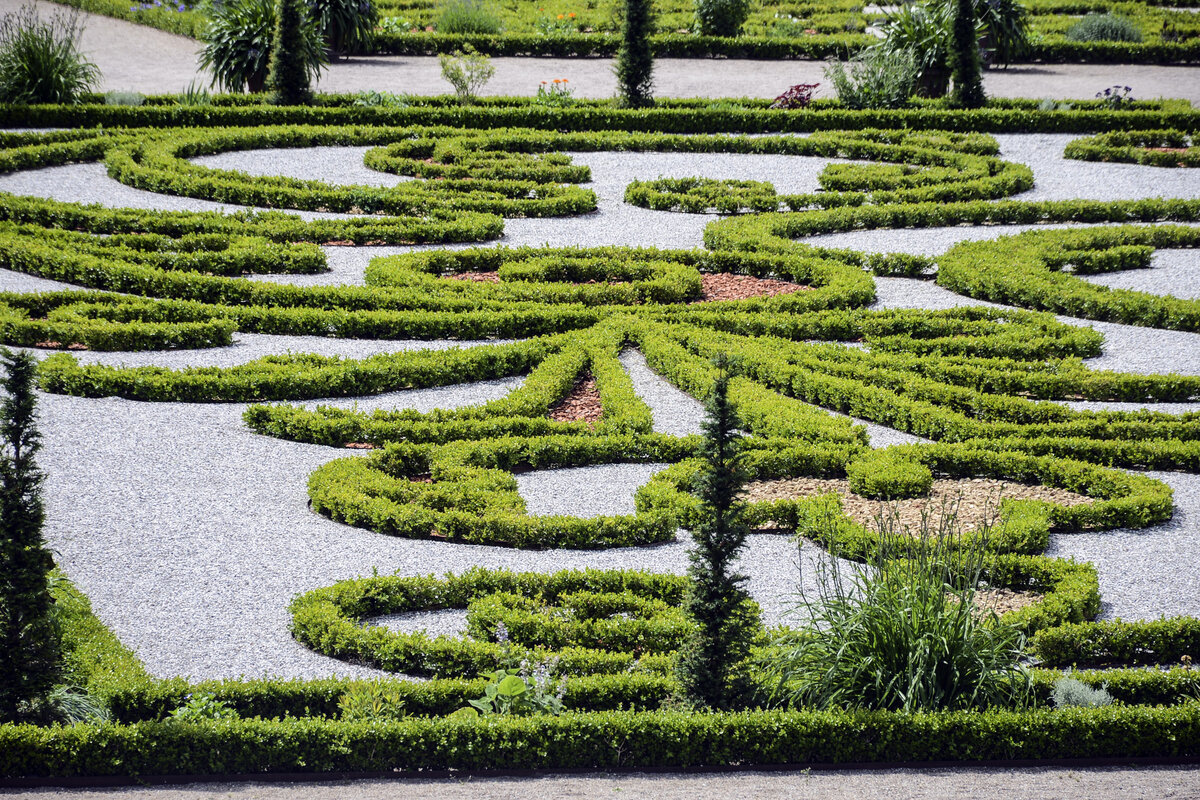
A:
[
  {"xmin": 676, "ymin": 355, "xmax": 759, "ymax": 710},
  {"xmin": 948, "ymin": 0, "xmax": 986, "ymax": 107},
  {"xmin": 0, "ymin": 348, "xmax": 60, "ymax": 722},
  {"xmin": 614, "ymin": 0, "xmax": 654, "ymax": 108}
]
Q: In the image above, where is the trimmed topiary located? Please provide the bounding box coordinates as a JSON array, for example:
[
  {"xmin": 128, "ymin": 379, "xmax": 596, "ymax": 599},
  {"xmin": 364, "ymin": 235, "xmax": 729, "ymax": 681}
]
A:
[
  {"xmin": 615, "ymin": 0, "xmax": 654, "ymax": 108},
  {"xmin": 846, "ymin": 451, "xmax": 934, "ymax": 500},
  {"xmin": 264, "ymin": 0, "xmax": 327, "ymax": 105}
]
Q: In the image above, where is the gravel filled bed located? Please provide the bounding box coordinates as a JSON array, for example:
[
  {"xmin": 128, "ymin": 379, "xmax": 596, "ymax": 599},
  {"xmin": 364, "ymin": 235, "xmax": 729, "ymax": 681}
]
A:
[{"xmin": 2, "ymin": 137, "xmax": 1199, "ymax": 679}]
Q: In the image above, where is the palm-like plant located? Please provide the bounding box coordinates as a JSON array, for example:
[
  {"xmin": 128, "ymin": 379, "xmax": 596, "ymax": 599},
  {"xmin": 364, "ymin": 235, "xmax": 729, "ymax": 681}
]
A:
[{"xmin": 198, "ymin": 0, "xmax": 275, "ymax": 93}]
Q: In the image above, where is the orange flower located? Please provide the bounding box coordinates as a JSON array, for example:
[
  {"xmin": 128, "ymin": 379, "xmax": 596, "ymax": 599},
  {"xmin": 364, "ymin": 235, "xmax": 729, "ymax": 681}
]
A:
[
  {"xmin": 557, "ymin": 13, "xmax": 563, "ymax": 18},
  {"xmin": 568, "ymin": 12, "xmax": 575, "ymax": 17}
]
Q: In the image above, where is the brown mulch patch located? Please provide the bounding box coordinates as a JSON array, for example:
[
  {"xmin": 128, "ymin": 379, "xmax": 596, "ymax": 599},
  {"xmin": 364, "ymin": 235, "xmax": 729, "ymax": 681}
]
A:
[
  {"xmin": 970, "ymin": 587, "xmax": 1044, "ymax": 616},
  {"xmin": 447, "ymin": 271, "xmax": 502, "ymax": 283},
  {"xmin": 1147, "ymin": 147, "xmax": 1190, "ymax": 153},
  {"xmin": 549, "ymin": 376, "xmax": 602, "ymax": 427},
  {"xmin": 742, "ymin": 477, "xmax": 1093, "ymax": 534},
  {"xmin": 696, "ymin": 273, "xmax": 813, "ymax": 303}
]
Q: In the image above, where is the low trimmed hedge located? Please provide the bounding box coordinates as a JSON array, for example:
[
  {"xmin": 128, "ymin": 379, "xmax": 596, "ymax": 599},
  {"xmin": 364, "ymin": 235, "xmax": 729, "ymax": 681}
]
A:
[
  {"xmin": 1032, "ymin": 618, "xmax": 1200, "ymax": 668},
  {"xmin": 1065, "ymin": 129, "xmax": 1200, "ymax": 167}
]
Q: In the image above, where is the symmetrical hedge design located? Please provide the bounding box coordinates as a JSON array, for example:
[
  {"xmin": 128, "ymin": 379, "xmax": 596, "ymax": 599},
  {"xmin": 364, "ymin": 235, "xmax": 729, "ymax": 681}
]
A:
[{"xmin": 3, "ymin": 107, "xmax": 1200, "ymax": 778}]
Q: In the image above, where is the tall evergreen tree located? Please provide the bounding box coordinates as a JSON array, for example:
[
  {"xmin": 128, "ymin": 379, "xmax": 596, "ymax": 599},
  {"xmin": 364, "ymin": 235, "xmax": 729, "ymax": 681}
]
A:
[
  {"xmin": 0, "ymin": 349, "xmax": 59, "ymax": 721},
  {"xmin": 948, "ymin": 0, "xmax": 986, "ymax": 108},
  {"xmin": 614, "ymin": 0, "xmax": 654, "ymax": 108},
  {"xmin": 676, "ymin": 356, "xmax": 759, "ymax": 709},
  {"xmin": 264, "ymin": 0, "xmax": 325, "ymax": 105}
]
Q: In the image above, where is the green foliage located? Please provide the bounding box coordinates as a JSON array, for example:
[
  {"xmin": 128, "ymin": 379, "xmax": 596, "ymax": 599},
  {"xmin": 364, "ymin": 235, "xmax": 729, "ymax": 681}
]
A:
[
  {"xmin": 436, "ymin": 0, "xmax": 502, "ymax": 35},
  {"xmin": 0, "ymin": 4, "xmax": 98, "ymax": 104},
  {"xmin": 20, "ymin": 684, "xmax": 111, "ymax": 725},
  {"xmin": 0, "ymin": 348, "xmax": 60, "ymax": 722},
  {"xmin": 264, "ymin": 0, "xmax": 328, "ymax": 105},
  {"xmin": 974, "ymin": 0, "xmax": 1028, "ymax": 66},
  {"xmin": 694, "ymin": 0, "xmax": 751, "ymax": 37},
  {"xmin": 615, "ymin": 0, "xmax": 654, "ymax": 108},
  {"xmin": 873, "ymin": 1, "xmax": 954, "ymax": 97},
  {"xmin": 845, "ymin": 451, "xmax": 933, "ymax": 500},
  {"xmin": 438, "ymin": 45, "xmax": 495, "ymax": 102},
  {"xmin": 824, "ymin": 49, "xmax": 918, "ymax": 109},
  {"xmin": 1031, "ymin": 617, "xmax": 1200, "ymax": 669},
  {"xmin": 169, "ymin": 692, "xmax": 239, "ymax": 721},
  {"xmin": 676, "ymin": 360, "xmax": 761, "ymax": 710},
  {"xmin": 339, "ymin": 680, "xmax": 407, "ymax": 721},
  {"xmin": 1050, "ymin": 675, "xmax": 1113, "ymax": 708},
  {"xmin": 1066, "ymin": 13, "xmax": 1142, "ymax": 43},
  {"xmin": 948, "ymin": 0, "xmax": 985, "ymax": 109},
  {"xmin": 198, "ymin": 0, "xmax": 275, "ymax": 93},
  {"xmin": 462, "ymin": 664, "xmax": 567, "ymax": 716},
  {"xmin": 313, "ymin": 0, "xmax": 378, "ymax": 56},
  {"xmin": 103, "ymin": 90, "xmax": 145, "ymax": 106},
  {"xmin": 767, "ymin": 520, "xmax": 1032, "ymax": 712},
  {"xmin": 1065, "ymin": 129, "xmax": 1199, "ymax": 168}
]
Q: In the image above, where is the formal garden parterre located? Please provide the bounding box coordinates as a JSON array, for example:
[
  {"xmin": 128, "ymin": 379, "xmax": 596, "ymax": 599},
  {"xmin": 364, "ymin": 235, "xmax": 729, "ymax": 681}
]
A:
[{"xmin": 2, "ymin": 79, "xmax": 1200, "ymax": 778}]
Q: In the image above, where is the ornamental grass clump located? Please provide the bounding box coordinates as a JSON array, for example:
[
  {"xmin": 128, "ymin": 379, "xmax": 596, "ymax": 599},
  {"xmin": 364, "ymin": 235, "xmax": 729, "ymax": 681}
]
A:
[
  {"xmin": 0, "ymin": 4, "xmax": 98, "ymax": 104},
  {"xmin": 766, "ymin": 502, "xmax": 1032, "ymax": 713}
]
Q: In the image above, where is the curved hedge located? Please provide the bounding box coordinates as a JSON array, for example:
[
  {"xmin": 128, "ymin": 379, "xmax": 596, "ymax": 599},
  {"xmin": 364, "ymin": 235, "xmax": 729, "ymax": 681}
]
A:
[{"xmin": 1065, "ymin": 129, "xmax": 1200, "ymax": 167}]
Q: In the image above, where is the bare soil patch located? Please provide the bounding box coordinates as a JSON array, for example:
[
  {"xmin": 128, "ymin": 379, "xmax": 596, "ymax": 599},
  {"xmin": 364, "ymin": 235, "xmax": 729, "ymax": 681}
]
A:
[
  {"xmin": 743, "ymin": 477, "xmax": 1093, "ymax": 533},
  {"xmin": 549, "ymin": 376, "xmax": 602, "ymax": 426},
  {"xmin": 697, "ymin": 273, "xmax": 811, "ymax": 302}
]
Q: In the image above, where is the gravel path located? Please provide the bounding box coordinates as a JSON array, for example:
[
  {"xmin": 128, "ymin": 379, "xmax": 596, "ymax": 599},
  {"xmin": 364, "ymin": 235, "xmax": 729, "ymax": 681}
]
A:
[{"xmin": 10, "ymin": 0, "xmax": 1200, "ymax": 105}]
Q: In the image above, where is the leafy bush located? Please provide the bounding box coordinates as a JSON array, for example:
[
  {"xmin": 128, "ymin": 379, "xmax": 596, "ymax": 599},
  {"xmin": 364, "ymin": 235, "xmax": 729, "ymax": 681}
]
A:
[
  {"xmin": 20, "ymin": 684, "xmax": 110, "ymax": 724},
  {"xmin": 694, "ymin": 0, "xmax": 751, "ymax": 38},
  {"xmin": 436, "ymin": 0, "xmax": 502, "ymax": 35},
  {"xmin": 460, "ymin": 663, "xmax": 567, "ymax": 716},
  {"xmin": 766, "ymin": 519, "xmax": 1032, "ymax": 712},
  {"xmin": 339, "ymin": 680, "xmax": 406, "ymax": 721},
  {"xmin": 1066, "ymin": 13, "xmax": 1142, "ymax": 44},
  {"xmin": 169, "ymin": 691, "xmax": 238, "ymax": 721},
  {"xmin": 103, "ymin": 90, "xmax": 145, "ymax": 106},
  {"xmin": 0, "ymin": 4, "xmax": 98, "ymax": 104},
  {"xmin": 1051, "ymin": 675, "xmax": 1113, "ymax": 708},
  {"xmin": 846, "ymin": 451, "xmax": 933, "ymax": 500},
  {"xmin": 438, "ymin": 45, "xmax": 494, "ymax": 102},
  {"xmin": 198, "ymin": 0, "xmax": 275, "ymax": 93},
  {"xmin": 873, "ymin": 1, "xmax": 953, "ymax": 96},
  {"xmin": 769, "ymin": 82, "xmax": 818, "ymax": 110},
  {"xmin": 824, "ymin": 49, "xmax": 918, "ymax": 110}
]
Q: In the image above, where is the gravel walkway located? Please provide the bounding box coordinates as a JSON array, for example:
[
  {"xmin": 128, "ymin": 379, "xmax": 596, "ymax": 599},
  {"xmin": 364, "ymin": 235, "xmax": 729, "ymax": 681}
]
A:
[{"xmin": 10, "ymin": 0, "xmax": 1200, "ymax": 105}]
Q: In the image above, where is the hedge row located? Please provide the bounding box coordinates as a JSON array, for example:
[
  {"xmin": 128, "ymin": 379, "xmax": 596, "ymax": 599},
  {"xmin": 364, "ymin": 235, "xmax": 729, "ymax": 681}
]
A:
[
  {"xmin": 1065, "ymin": 129, "xmax": 1199, "ymax": 168},
  {"xmin": 936, "ymin": 226, "xmax": 1200, "ymax": 331},
  {"xmin": 1032, "ymin": 618, "xmax": 1200, "ymax": 668}
]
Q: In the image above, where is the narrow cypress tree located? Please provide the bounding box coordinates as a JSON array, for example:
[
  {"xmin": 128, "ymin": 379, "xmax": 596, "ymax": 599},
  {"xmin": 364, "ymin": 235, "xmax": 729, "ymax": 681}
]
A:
[
  {"xmin": 265, "ymin": 0, "xmax": 316, "ymax": 105},
  {"xmin": 676, "ymin": 356, "xmax": 759, "ymax": 709},
  {"xmin": 949, "ymin": 0, "xmax": 986, "ymax": 108},
  {"xmin": 0, "ymin": 349, "xmax": 60, "ymax": 721},
  {"xmin": 614, "ymin": 0, "xmax": 654, "ymax": 108}
]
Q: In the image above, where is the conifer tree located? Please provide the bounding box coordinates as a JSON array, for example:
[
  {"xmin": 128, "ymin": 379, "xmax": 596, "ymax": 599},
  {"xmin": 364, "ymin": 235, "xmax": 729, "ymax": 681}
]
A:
[
  {"xmin": 0, "ymin": 349, "xmax": 59, "ymax": 721},
  {"xmin": 615, "ymin": 0, "xmax": 654, "ymax": 108},
  {"xmin": 949, "ymin": 0, "xmax": 986, "ymax": 108},
  {"xmin": 676, "ymin": 356, "xmax": 759, "ymax": 709},
  {"xmin": 264, "ymin": 0, "xmax": 325, "ymax": 105}
]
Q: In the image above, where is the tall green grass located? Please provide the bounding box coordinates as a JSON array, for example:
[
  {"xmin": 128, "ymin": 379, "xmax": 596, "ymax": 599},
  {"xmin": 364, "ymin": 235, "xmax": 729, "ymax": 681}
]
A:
[{"xmin": 0, "ymin": 4, "xmax": 99, "ymax": 104}]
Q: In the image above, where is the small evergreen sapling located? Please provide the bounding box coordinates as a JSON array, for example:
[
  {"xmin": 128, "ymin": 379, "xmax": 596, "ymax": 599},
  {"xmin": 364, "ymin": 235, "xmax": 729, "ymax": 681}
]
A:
[
  {"xmin": 615, "ymin": 0, "xmax": 654, "ymax": 108},
  {"xmin": 948, "ymin": 0, "xmax": 986, "ymax": 108},
  {"xmin": 676, "ymin": 356, "xmax": 759, "ymax": 709},
  {"xmin": 0, "ymin": 348, "xmax": 60, "ymax": 721},
  {"xmin": 264, "ymin": 0, "xmax": 327, "ymax": 105}
]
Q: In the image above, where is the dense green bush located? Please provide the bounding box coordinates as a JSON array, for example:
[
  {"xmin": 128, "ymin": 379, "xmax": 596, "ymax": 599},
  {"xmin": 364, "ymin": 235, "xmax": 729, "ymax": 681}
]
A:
[
  {"xmin": 198, "ymin": 0, "xmax": 276, "ymax": 94},
  {"xmin": 845, "ymin": 451, "xmax": 933, "ymax": 500},
  {"xmin": 1066, "ymin": 13, "xmax": 1142, "ymax": 43},
  {"xmin": 824, "ymin": 49, "xmax": 919, "ymax": 110},
  {"xmin": 436, "ymin": 0, "xmax": 503, "ymax": 35},
  {"xmin": 694, "ymin": 0, "xmax": 751, "ymax": 37},
  {"xmin": 616, "ymin": 0, "xmax": 655, "ymax": 108},
  {"xmin": 264, "ymin": 0, "xmax": 328, "ymax": 105}
]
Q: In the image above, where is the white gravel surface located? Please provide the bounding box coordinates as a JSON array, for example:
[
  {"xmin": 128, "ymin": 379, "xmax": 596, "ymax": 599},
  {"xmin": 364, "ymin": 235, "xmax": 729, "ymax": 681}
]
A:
[{"xmin": 2, "ymin": 135, "xmax": 1199, "ymax": 682}]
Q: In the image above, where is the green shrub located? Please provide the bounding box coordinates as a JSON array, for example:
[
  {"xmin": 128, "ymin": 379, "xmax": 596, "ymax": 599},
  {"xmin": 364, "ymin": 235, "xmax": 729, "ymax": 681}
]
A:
[
  {"xmin": 168, "ymin": 692, "xmax": 238, "ymax": 721},
  {"xmin": 824, "ymin": 49, "xmax": 918, "ymax": 109},
  {"xmin": 873, "ymin": 1, "xmax": 953, "ymax": 97},
  {"xmin": 694, "ymin": 0, "xmax": 751, "ymax": 38},
  {"xmin": 339, "ymin": 680, "xmax": 407, "ymax": 721},
  {"xmin": 0, "ymin": 4, "xmax": 98, "ymax": 104},
  {"xmin": 103, "ymin": 90, "xmax": 144, "ymax": 106},
  {"xmin": 436, "ymin": 0, "xmax": 502, "ymax": 35},
  {"xmin": 676, "ymin": 360, "xmax": 761, "ymax": 710},
  {"xmin": 198, "ymin": 0, "xmax": 276, "ymax": 93},
  {"xmin": 1051, "ymin": 675, "xmax": 1113, "ymax": 708},
  {"xmin": 948, "ymin": 0, "xmax": 985, "ymax": 109},
  {"xmin": 264, "ymin": 0, "xmax": 328, "ymax": 105},
  {"xmin": 438, "ymin": 45, "xmax": 494, "ymax": 102},
  {"xmin": 1065, "ymin": 13, "xmax": 1142, "ymax": 44},
  {"xmin": 615, "ymin": 0, "xmax": 654, "ymax": 108},
  {"xmin": 766, "ymin": 523, "xmax": 1032, "ymax": 712},
  {"xmin": 846, "ymin": 451, "xmax": 933, "ymax": 500}
]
